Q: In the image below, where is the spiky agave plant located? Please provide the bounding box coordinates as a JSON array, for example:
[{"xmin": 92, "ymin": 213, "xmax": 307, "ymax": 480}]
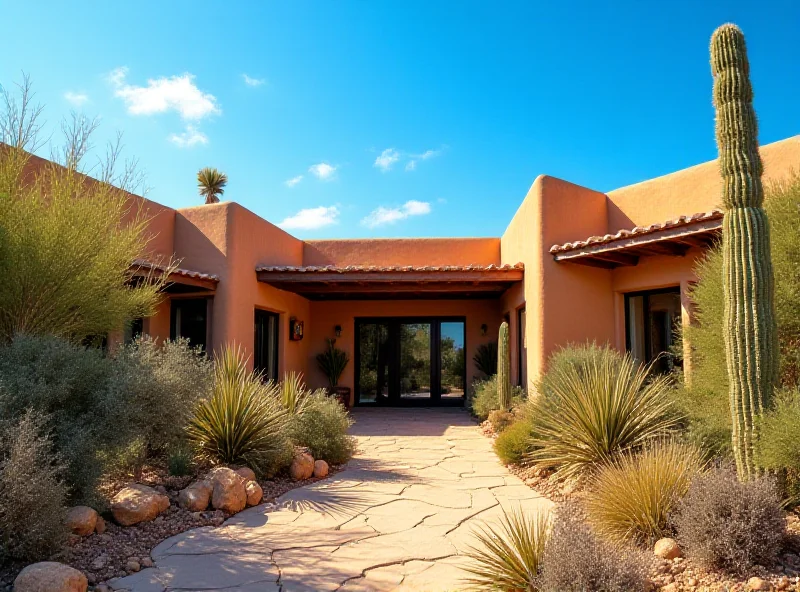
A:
[
  {"xmin": 197, "ymin": 167, "xmax": 228, "ymax": 204},
  {"xmin": 586, "ymin": 440, "xmax": 705, "ymax": 545},
  {"xmin": 279, "ymin": 371, "xmax": 316, "ymax": 416},
  {"xmin": 462, "ymin": 506, "xmax": 550, "ymax": 591},
  {"xmin": 711, "ymin": 23, "xmax": 778, "ymax": 481},
  {"xmin": 528, "ymin": 345, "xmax": 680, "ymax": 480},
  {"xmin": 186, "ymin": 345, "xmax": 289, "ymax": 475}
]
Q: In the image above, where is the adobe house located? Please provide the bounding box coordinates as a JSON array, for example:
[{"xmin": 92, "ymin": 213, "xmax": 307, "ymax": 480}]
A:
[{"xmin": 36, "ymin": 137, "xmax": 800, "ymax": 406}]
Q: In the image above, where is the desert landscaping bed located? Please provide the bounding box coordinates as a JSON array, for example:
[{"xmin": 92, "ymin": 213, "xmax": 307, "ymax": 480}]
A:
[
  {"xmin": 481, "ymin": 418, "xmax": 800, "ymax": 592},
  {"xmin": 1, "ymin": 455, "xmax": 337, "ymax": 592}
]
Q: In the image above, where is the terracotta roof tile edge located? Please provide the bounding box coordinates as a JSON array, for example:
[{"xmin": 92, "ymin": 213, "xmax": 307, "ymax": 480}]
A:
[
  {"xmin": 255, "ymin": 263, "xmax": 525, "ymax": 273},
  {"xmin": 132, "ymin": 259, "xmax": 220, "ymax": 282},
  {"xmin": 549, "ymin": 210, "xmax": 723, "ymax": 254}
]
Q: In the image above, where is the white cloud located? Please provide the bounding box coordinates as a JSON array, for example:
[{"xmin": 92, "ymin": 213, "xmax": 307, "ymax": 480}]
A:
[
  {"xmin": 242, "ymin": 74, "xmax": 266, "ymax": 87},
  {"xmin": 361, "ymin": 200, "xmax": 432, "ymax": 228},
  {"xmin": 284, "ymin": 175, "xmax": 303, "ymax": 188},
  {"xmin": 308, "ymin": 162, "xmax": 337, "ymax": 181},
  {"xmin": 168, "ymin": 125, "xmax": 209, "ymax": 148},
  {"xmin": 64, "ymin": 91, "xmax": 89, "ymax": 107},
  {"xmin": 374, "ymin": 148, "xmax": 401, "ymax": 172},
  {"xmin": 279, "ymin": 206, "xmax": 340, "ymax": 230},
  {"xmin": 405, "ymin": 148, "xmax": 441, "ymax": 172},
  {"xmin": 108, "ymin": 67, "xmax": 220, "ymax": 120}
]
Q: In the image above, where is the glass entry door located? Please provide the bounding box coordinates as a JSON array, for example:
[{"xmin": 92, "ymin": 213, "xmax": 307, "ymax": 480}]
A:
[{"xmin": 355, "ymin": 317, "xmax": 466, "ymax": 406}]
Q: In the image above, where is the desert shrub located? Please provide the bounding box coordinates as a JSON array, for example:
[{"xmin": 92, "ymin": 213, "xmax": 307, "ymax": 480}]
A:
[
  {"xmin": 529, "ymin": 344, "xmax": 679, "ymax": 479},
  {"xmin": 111, "ymin": 336, "xmax": 212, "ymax": 454},
  {"xmin": 187, "ymin": 346, "xmax": 291, "ymax": 477},
  {"xmin": 681, "ymin": 173, "xmax": 800, "ymax": 456},
  {"xmin": 494, "ymin": 418, "xmax": 536, "ymax": 466},
  {"xmin": 470, "ymin": 375, "xmax": 525, "ymax": 421},
  {"xmin": 0, "ymin": 78, "xmax": 169, "ymax": 343},
  {"xmin": 289, "ymin": 392, "xmax": 356, "ymax": 465},
  {"xmin": 488, "ymin": 409, "xmax": 515, "ymax": 433},
  {"xmin": 0, "ymin": 410, "xmax": 68, "ymax": 563},
  {"xmin": 674, "ymin": 466, "xmax": 784, "ymax": 574},
  {"xmin": 463, "ymin": 506, "xmax": 549, "ymax": 591},
  {"xmin": 756, "ymin": 388, "xmax": 800, "ymax": 471},
  {"xmin": 537, "ymin": 503, "xmax": 650, "ymax": 592},
  {"xmin": 586, "ymin": 440, "xmax": 704, "ymax": 545},
  {"xmin": 0, "ymin": 334, "xmax": 119, "ymax": 503}
]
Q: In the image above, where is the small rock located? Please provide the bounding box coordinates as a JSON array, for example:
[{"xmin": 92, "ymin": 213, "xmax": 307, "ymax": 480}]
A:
[
  {"xmin": 313, "ymin": 460, "xmax": 329, "ymax": 478},
  {"xmin": 245, "ymin": 480, "xmax": 263, "ymax": 507},
  {"xmin": 65, "ymin": 506, "xmax": 98, "ymax": 536},
  {"xmin": 290, "ymin": 452, "xmax": 315, "ymax": 481},
  {"xmin": 235, "ymin": 467, "xmax": 256, "ymax": 481},
  {"xmin": 111, "ymin": 484, "xmax": 170, "ymax": 526},
  {"xmin": 654, "ymin": 537, "xmax": 682, "ymax": 560},
  {"xmin": 179, "ymin": 480, "xmax": 212, "ymax": 512},
  {"xmin": 14, "ymin": 561, "xmax": 88, "ymax": 592},
  {"xmin": 208, "ymin": 467, "xmax": 247, "ymax": 514},
  {"xmin": 126, "ymin": 560, "xmax": 141, "ymax": 573},
  {"xmin": 154, "ymin": 485, "xmax": 168, "ymax": 496},
  {"xmin": 660, "ymin": 583, "xmax": 678, "ymax": 592},
  {"xmin": 776, "ymin": 576, "xmax": 790, "ymax": 590},
  {"xmin": 141, "ymin": 557, "xmax": 154, "ymax": 568},
  {"xmin": 748, "ymin": 577, "xmax": 769, "ymax": 591},
  {"xmin": 90, "ymin": 555, "xmax": 107, "ymax": 571},
  {"xmin": 94, "ymin": 516, "xmax": 106, "ymax": 534},
  {"xmin": 687, "ymin": 577, "xmax": 699, "ymax": 587}
]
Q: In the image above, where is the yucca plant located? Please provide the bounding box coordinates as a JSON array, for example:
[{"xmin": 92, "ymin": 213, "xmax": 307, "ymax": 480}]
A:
[
  {"xmin": 528, "ymin": 345, "xmax": 680, "ymax": 480},
  {"xmin": 197, "ymin": 167, "xmax": 228, "ymax": 204},
  {"xmin": 279, "ymin": 371, "xmax": 315, "ymax": 415},
  {"xmin": 462, "ymin": 507, "xmax": 550, "ymax": 592},
  {"xmin": 316, "ymin": 338, "xmax": 349, "ymax": 388},
  {"xmin": 473, "ymin": 342, "xmax": 498, "ymax": 378},
  {"xmin": 586, "ymin": 440, "xmax": 705, "ymax": 545},
  {"xmin": 186, "ymin": 345, "xmax": 289, "ymax": 475}
]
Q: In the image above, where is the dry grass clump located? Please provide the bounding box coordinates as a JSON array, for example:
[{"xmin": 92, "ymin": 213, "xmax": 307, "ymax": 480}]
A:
[
  {"xmin": 673, "ymin": 466, "xmax": 784, "ymax": 575},
  {"xmin": 586, "ymin": 440, "xmax": 704, "ymax": 545},
  {"xmin": 463, "ymin": 506, "xmax": 550, "ymax": 591},
  {"xmin": 537, "ymin": 503, "xmax": 650, "ymax": 592}
]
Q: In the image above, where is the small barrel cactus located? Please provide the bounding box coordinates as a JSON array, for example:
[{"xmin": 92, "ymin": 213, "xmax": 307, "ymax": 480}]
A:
[
  {"xmin": 497, "ymin": 321, "xmax": 512, "ymax": 410},
  {"xmin": 711, "ymin": 24, "xmax": 779, "ymax": 480}
]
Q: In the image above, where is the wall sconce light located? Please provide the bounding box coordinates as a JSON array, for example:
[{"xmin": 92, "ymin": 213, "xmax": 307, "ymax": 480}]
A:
[
  {"xmin": 481, "ymin": 324, "xmax": 488, "ymax": 337},
  {"xmin": 334, "ymin": 325, "xmax": 342, "ymax": 338}
]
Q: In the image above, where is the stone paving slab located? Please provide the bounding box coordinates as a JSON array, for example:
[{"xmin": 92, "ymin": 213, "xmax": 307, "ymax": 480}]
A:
[{"xmin": 112, "ymin": 408, "xmax": 552, "ymax": 591}]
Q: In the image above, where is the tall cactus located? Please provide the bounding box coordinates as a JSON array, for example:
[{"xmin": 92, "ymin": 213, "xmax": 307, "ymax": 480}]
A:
[
  {"xmin": 497, "ymin": 321, "xmax": 512, "ymax": 410},
  {"xmin": 711, "ymin": 24, "xmax": 779, "ymax": 480}
]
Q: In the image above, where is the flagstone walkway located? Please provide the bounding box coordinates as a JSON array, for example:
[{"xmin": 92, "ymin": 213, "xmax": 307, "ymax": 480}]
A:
[{"xmin": 112, "ymin": 408, "xmax": 553, "ymax": 591}]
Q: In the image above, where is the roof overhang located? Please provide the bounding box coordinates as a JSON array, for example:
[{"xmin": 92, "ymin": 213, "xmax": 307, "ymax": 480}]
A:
[
  {"xmin": 550, "ymin": 211, "xmax": 722, "ymax": 269},
  {"xmin": 255, "ymin": 264, "xmax": 524, "ymax": 301},
  {"xmin": 129, "ymin": 260, "xmax": 219, "ymax": 293}
]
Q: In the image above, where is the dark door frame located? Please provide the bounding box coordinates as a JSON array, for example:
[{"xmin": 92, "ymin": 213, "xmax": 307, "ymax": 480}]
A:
[
  {"xmin": 254, "ymin": 309, "xmax": 280, "ymax": 381},
  {"xmin": 354, "ymin": 316, "xmax": 467, "ymax": 407}
]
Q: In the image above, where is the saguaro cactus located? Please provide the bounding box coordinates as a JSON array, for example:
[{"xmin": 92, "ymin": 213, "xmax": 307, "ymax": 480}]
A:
[
  {"xmin": 711, "ymin": 24, "xmax": 779, "ymax": 480},
  {"xmin": 497, "ymin": 321, "xmax": 512, "ymax": 410}
]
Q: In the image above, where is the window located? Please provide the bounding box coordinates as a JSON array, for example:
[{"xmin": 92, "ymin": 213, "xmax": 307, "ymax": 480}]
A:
[
  {"xmin": 254, "ymin": 310, "xmax": 279, "ymax": 381},
  {"xmin": 171, "ymin": 298, "xmax": 210, "ymax": 351},
  {"xmin": 625, "ymin": 288, "xmax": 682, "ymax": 373},
  {"xmin": 518, "ymin": 307, "xmax": 527, "ymax": 388},
  {"xmin": 124, "ymin": 318, "xmax": 144, "ymax": 344}
]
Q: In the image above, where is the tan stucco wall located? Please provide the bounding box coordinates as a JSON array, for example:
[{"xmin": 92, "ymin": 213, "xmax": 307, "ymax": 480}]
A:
[
  {"xmin": 305, "ymin": 299, "xmax": 504, "ymax": 404},
  {"xmin": 607, "ymin": 135, "xmax": 800, "ymax": 231},
  {"xmin": 501, "ymin": 175, "xmax": 615, "ymax": 384},
  {"xmin": 304, "ymin": 238, "xmax": 501, "ymax": 267}
]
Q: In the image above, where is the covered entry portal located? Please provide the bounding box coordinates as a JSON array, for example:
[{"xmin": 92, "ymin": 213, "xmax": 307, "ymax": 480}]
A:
[{"xmin": 355, "ymin": 317, "xmax": 466, "ymax": 406}]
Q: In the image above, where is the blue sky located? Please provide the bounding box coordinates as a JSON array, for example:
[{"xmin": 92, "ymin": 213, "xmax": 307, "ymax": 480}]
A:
[{"xmin": 2, "ymin": 1, "xmax": 798, "ymax": 238}]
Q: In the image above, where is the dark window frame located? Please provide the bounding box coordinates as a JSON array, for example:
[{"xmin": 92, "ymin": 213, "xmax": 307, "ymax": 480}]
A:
[
  {"xmin": 623, "ymin": 286, "xmax": 681, "ymax": 366},
  {"xmin": 170, "ymin": 297, "xmax": 212, "ymax": 352},
  {"xmin": 254, "ymin": 309, "xmax": 280, "ymax": 382}
]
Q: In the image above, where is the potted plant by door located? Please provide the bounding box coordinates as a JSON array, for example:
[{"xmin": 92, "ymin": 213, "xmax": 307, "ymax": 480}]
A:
[{"xmin": 316, "ymin": 338, "xmax": 351, "ymax": 408}]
